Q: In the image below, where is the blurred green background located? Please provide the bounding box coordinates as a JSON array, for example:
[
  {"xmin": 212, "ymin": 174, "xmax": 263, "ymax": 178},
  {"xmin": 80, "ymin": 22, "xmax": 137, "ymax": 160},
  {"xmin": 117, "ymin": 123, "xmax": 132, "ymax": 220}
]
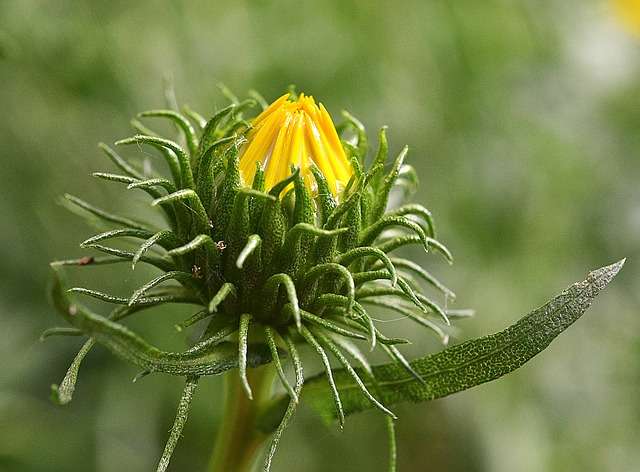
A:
[{"xmin": 1, "ymin": 0, "xmax": 639, "ymax": 471}]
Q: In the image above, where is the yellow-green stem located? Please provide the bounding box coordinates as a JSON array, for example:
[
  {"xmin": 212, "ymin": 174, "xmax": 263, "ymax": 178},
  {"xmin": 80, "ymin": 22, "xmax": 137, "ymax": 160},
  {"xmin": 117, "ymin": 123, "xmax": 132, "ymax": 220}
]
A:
[{"xmin": 209, "ymin": 365, "xmax": 275, "ymax": 472}]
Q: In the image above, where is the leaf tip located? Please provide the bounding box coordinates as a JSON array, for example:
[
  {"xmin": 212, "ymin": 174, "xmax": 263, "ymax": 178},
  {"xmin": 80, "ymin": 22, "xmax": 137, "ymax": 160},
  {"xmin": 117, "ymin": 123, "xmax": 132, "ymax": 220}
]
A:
[
  {"xmin": 588, "ymin": 258, "xmax": 626, "ymax": 287},
  {"xmin": 50, "ymin": 384, "xmax": 69, "ymax": 406}
]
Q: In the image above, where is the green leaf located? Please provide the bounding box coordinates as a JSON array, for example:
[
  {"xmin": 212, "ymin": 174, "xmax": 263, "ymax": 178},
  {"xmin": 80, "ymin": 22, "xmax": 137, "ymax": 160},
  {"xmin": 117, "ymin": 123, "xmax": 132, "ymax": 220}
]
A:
[
  {"xmin": 152, "ymin": 189, "xmax": 210, "ymax": 235},
  {"xmin": 197, "ymin": 104, "xmax": 236, "ymax": 158},
  {"xmin": 138, "ymin": 109, "xmax": 199, "ymax": 158},
  {"xmin": 156, "ymin": 376, "xmax": 199, "ymax": 472},
  {"xmin": 340, "ymin": 110, "xmax": 368, "ymax": 159},
  {"xmin": 82, "ymin": 243, "xmax": 175, "ymax": 272},
  {"xmin": 63, "ymin": 194, "xmax": 154, "ymax": 232},
  {"xmin": 51, "ymin": 338, "xmax": 95, "ymax": 405},
  {"xmin": 50, "ymin": 270, "xmax": 272, "ymax": 377},
  {"xmin": 238, "ymin": 313, "xmax": 254, "ymax": 399},
  {"xmin": 236, "ymin": 234, "xmax": 262, "ymax": 269},
  {"xmin": 117, "ymin": 135, "xmax": 195, "ymax": 190},
  {"xmin": 262, "ymin": 260, "xmax": 624, "ymax": 429},
  {"xmin": 182, "ymin": 105, "xmax": 207, "ymax": 129},
  {"xmin": 309, "ymin": 164, "xmax": 336, "ymax": 225},
  {"xmin": 98, "ymin": 142, "xmax": 145, "ymax": 180},
  {"xmin": 196, "ymin": 135, "xmax": 236, "ymax": 211}
]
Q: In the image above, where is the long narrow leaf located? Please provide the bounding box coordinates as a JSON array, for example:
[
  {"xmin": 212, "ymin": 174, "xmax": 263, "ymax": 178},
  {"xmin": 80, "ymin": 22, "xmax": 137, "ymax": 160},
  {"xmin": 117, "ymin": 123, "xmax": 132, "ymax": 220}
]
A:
[
  {"xmin": 262, "ymin": 260, "xmax": 624, "ymax": 427},
  {"xmin": 51, "ymin": 339, "xmax": 95, "ymax": 405},
  {"xmin": 264, "ymin": 326, "xmax": 298, "ymax": 402},
  {"xmin": 262, "ymin": 334, "xmax": 304, "ymax": 472},
  {"xmin": 156, "ymin": 376, "xmax": 199, "ymax": 472},
  {"xmin": 50, "ymin": 273, "xmax": 272, "ymax": 376},
  {"xmin": 139, "ymin": 110, "xmax": 199, "ymax": 157},
  {"xmin": 238, "ymin": 313, "xmax": 253, "ymax": 399},
  {"xmin": 299, "ymin": 325, "xmax": 345, "ymax": 427},
  {"xmin": 64, "ymin": 194, "xmax": 153, "ymax": 232},
  {"xmin": 313, "ymin": 328, "xmax": 396, "ymax": 419}
]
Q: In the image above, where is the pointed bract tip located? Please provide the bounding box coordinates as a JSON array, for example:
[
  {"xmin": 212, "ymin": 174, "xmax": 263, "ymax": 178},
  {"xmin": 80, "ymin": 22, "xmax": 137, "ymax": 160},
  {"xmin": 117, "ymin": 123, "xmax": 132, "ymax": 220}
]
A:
[{"xmin": 588, "ymin": 258, "xmax": 626, "ymax": 284}]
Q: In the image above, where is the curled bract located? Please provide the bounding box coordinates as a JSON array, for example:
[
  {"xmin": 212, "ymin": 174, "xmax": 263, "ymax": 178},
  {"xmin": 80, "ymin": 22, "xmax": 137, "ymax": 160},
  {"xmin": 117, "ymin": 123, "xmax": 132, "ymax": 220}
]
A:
[{"xmin": 48, "ymin": 88, "xmax": 458, "ymax": 472}]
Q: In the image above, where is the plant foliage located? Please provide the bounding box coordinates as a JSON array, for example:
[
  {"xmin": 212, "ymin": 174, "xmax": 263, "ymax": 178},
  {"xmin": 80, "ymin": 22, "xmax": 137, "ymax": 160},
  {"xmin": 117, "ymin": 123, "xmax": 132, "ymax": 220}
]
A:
[{"xmin": 46, "ymin": 87, "xmax": 623, "ymax": 472}]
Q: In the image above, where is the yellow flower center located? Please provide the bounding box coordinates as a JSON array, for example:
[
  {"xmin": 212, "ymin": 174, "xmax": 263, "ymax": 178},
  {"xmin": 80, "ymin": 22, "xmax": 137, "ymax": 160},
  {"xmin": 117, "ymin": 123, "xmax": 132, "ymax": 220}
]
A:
[{"xmin": 239, "ymin": 93, "xmax": 352, "ymax": 195}]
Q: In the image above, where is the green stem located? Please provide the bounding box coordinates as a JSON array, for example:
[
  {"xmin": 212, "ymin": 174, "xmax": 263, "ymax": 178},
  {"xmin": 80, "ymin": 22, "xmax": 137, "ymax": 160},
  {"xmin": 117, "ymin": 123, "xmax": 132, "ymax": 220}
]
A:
[{"xmin": 209, "ymin": 365, "xmax": 275, "ymax": 472}]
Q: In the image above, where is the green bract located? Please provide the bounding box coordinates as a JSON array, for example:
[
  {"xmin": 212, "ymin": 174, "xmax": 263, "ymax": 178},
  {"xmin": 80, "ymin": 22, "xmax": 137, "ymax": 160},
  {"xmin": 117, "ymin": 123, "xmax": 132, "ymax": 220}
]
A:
[{"xmin": 47, "ymin": 89, "xmax": 623, "ymax": 472}]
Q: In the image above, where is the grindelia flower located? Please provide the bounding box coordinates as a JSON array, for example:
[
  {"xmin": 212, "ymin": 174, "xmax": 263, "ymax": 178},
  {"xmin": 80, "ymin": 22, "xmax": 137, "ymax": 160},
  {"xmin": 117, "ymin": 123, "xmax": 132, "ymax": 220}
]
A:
[
  {"xmin": 239, "ymin": 93, "xmax": 352, "ymax": 194},
  {"xmin": 48, "ymin": 88, "xmax": 456, "ymax": 472}
]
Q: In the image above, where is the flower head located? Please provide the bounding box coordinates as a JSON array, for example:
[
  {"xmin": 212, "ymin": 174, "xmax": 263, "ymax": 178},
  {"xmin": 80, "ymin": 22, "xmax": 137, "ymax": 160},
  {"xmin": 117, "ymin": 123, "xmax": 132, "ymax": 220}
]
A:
[
  {"xmin": 239, "ymin": 93, "xmax": 352, "ymax": 195},
  {"xmin": 48, "ymin": 87, "xmax": 456, "ymax": 472}
]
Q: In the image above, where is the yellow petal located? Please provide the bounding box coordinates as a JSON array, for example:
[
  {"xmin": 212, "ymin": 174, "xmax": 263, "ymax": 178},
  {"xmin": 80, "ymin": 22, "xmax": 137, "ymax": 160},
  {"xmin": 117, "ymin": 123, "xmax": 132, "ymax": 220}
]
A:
[
  {"xmin": 252, "ymin": 93, "xmax": 290, "ymax": 128},
  {"xmin": 238, "ymin": 92, "xmax": 353, "ymax": 197}
]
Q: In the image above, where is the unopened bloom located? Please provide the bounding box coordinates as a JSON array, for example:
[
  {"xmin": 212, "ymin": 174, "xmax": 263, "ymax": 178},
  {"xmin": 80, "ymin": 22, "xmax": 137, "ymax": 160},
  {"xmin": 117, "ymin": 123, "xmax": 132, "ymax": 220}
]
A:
[
  {"xmin": 239, "ymin": 93, "xmax": 352, "ymax": 195},
  {"xmin": 49, "ymin": 88, "xmax": 455, "ymax": 472}
]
